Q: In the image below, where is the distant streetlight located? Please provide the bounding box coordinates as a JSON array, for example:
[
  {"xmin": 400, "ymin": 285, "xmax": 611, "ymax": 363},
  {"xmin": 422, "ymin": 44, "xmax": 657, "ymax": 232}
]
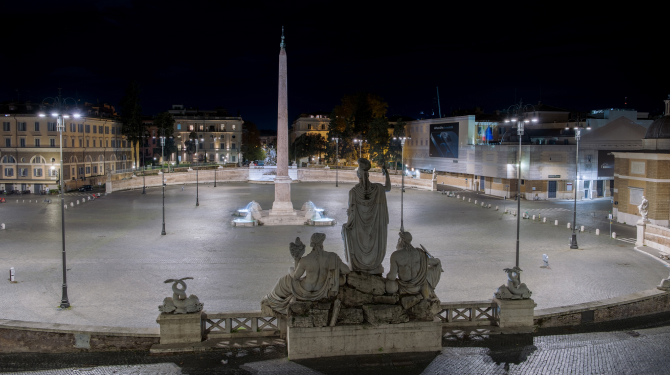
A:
[
  {"xmin": 353, "ymin": 138, "xmax": 366, "ymax": 159},
  {"xmin": 566, "ymin": 116, "xmax": 591, "ymax": 249},
  {"xmin": 160, "ymin": 130, "xmax": 166, "ymax": 235},
  {"xmin": 39, "ymin": 88, "xmax": 80, "ymax": 309}
]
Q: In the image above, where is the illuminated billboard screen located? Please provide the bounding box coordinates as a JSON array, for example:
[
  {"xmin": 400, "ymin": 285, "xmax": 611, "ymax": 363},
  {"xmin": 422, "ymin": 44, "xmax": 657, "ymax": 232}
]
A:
[{"xmin": 429, "ymin": 123, "xmax": 459, "ymax": 158}]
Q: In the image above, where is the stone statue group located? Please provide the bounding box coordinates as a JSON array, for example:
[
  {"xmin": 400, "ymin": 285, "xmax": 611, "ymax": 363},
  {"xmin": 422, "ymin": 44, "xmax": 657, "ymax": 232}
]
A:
[{"xmin": 261, "ymin": 158, "xmax": 444, "ymax": 325}]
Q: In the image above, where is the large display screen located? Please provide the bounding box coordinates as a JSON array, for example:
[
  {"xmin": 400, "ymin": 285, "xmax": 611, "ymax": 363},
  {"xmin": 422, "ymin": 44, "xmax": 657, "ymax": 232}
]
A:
[
  {"xmin": 597, "ymin": 150, "xmax": 615, "ymax": 178},
  {"xmin": 429, "ymin": 123, "xmax": 459, "ymax": 158}
]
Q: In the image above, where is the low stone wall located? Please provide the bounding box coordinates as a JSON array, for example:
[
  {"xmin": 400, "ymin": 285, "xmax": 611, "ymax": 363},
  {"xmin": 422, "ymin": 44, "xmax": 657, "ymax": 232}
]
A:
[
  {"xmin": 534, "ymin": 289, "xmax": 670, "ymax": 328},
  {"xmin": 111, "ymin": 169, "xmax": 249, "ymax": 191},
  {"xmin": 0, "ymin": 319, "xmax": 159, "ymax": 353},
  {"xmin": 298, "ymin": 169, "xmax": 433, "ymax": 190},
  {"xmin": 645, "ymin": 224, "xmax": 670, "ymax": 256},
  {"xmin": 111, "ymin": 168, "xmax": 435, "ymax": 192}
]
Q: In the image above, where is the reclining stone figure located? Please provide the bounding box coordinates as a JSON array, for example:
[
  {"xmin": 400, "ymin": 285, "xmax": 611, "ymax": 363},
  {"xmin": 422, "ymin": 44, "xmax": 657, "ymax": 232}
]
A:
[
  {"xmin": 386, "ymin": 231, "xmax": 443, "ymax": 300},
  {"xmin": 261, "ymin": 233, "xmax": 350, "ymax": 316},
  {"xmin": 494, "ymin": 267, "xmax": 532, "ymax": 299}
]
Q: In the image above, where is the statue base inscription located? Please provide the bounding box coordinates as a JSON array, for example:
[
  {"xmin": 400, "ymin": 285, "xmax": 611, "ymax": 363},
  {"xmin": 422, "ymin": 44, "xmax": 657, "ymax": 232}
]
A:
[{"xmin": 287, "ymin": 319, "xmax": 442, "ymax": 360}]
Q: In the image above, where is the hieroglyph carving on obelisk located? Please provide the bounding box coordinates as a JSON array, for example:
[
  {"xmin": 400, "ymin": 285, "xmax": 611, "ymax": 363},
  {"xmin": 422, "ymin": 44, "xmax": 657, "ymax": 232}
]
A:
[{"xmin": 271, "ymin": 26, "xmax": 294, "ymax": 215}]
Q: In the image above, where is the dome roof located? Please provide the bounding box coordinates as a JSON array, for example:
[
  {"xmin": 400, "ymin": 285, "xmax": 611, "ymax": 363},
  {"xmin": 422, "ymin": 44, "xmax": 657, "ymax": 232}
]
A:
[{"xmin": 645, "ymin": 115, "xmax": 670, "ymax": 139}]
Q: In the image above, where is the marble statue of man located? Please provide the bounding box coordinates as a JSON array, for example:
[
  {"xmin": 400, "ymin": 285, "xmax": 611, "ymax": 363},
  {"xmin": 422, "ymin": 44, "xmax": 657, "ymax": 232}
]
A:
[
  {"xmin": 342, "ymin": 158, "xmax": 391, "ymax": 274},
  {"xmin": 261, "ymin": 233, "xmax": 350, "ymax": 315},
  {"xmin": 638, "ymin": 195, "xmax": 649, "ymax": 222},
  {"xmin": 386, "ymin": 231, "xmax": 443, "ymax": 299}
]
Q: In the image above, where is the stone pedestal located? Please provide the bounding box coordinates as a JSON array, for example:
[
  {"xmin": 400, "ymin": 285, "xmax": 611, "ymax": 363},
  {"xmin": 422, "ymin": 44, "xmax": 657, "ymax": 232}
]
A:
[
  {"xmin": 156, "ymin": 312, "xmax": 203, "ymax": 344},
  {"xmin": 493, "ymin": 298, "xmax": 535, "ymax": 329},
  {"xmin": 287, "ymin": 319, "xmax": 442, "ymax": 360},
  {"xmin": 636, "ymin": 220, "xmax": 648, "ymax": 247},
  {"xmin": 271, "ymin": 176, "xmax": 294, "ymax": 215}
]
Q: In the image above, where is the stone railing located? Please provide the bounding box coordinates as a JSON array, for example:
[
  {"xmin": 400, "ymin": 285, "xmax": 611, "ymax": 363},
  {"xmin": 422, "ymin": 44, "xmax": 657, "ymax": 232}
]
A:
[
  {"xmin": 644, "ymin": 224, "xmax": 670, "ymax": 257},
  {"xmin": 436, "ymin": 300, "xmax": 498, "ymax": 327},
  {"xmin": 202, "ymin": 311, "xmax": 284, "ymax": 339}
]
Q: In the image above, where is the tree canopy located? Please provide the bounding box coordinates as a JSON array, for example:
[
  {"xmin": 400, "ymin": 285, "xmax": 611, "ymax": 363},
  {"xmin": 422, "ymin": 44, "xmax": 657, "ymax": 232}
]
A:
[
  {"xmin": 291, "ymin": 133, "xmax": 327, "ymax": 164},
  {"xmin": 242, "ymin": 121, "xmax": 264, "ymax": 162}
]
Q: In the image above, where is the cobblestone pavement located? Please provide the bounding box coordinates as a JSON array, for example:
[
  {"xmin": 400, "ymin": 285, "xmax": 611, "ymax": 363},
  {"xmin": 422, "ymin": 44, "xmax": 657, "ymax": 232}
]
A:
[
  {"xmin": 4, "ymin": 314, "xmax": 670, "ymax": 374},
  {"xmin": 0, "ymin": 182, "xmax": 667, "ymax": 328}
]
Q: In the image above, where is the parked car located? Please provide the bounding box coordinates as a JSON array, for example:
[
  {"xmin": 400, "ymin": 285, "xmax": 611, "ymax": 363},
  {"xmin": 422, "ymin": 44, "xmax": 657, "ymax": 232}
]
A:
[{"xmin": 78, "ymin": 185, "xmax": 93, "ymax": 192}]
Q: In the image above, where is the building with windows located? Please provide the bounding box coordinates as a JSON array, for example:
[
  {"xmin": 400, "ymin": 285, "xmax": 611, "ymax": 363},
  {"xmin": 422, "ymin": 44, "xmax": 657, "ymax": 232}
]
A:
[
  {"xmin": 403, "ymin": 102, "xmax": 654, "ymax": 201},
  {"xmin": 0, "ymin": 101, "xmax": 134, "ymax": 193},
  {"xmin": 289, "ymin": 112, "xmax": 330, "ymax": 144},
  {"xmin": 169, "ymin": 105, "xmax": 244, "ymax": 165}
]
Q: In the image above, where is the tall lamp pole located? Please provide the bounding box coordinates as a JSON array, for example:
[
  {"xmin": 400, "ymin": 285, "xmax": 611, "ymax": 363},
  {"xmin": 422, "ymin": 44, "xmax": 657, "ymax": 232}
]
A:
[
  {"xmin": 393, "ymin": 135, "xmax": 409, "ymax": 231},
  {"xmin": 504, "ymin": 102, "xmax": 538, "ymax": 269},
  {"xmin": 332, "ymin": 137, "xmax": 340, "ymax": 187},
  {"xmin": 353, "ymin": 138, "xmax": 365, "ymax": 159},
  {"xmin": 40, "ymin": 89, "xmax": 80, "ymax": 309},
  {"xmin": 196, "ymin": 136, "xmax": 202, "ymax": 206},
  {"xmin": 568, "ymin": 116, "xmax": 590, "ymax": 249},
  {"xmin": 142, "ymin": 132, "xmax": 146, "ymax": 194},
  {"xmin": 161, "ymin": 130, "xmax": 166, "ymax": 235}
]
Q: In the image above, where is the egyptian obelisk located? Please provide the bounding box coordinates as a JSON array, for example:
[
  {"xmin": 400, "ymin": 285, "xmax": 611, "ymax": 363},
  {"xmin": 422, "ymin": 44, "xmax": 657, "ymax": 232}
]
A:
[{"xmin": 271, "ymin": 27, "xmax": 294, "ymax": 215}]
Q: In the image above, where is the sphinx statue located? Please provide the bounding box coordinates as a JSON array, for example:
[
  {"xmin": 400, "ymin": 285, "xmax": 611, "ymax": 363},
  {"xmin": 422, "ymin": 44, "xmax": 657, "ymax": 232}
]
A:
[
  {"xmin": 494, "ymin": 267, "xmax": 532, "ymax": 299},
  {"xmin": 386, "ymin": 231, "xmax": 443, "ymax": 299},
  {"xmin": 341, "ymin": 158, "xmax": 391, "ymax": 274},
  {"xmin": 261, "ymin": 233, "xmax": 351, "ymax": 315}
]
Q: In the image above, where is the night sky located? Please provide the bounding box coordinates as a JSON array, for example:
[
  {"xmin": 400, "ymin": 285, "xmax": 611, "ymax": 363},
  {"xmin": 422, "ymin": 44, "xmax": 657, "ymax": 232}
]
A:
[{"xmin": 2, "ymin": 1, "xmax": 667, "ymax": 129}]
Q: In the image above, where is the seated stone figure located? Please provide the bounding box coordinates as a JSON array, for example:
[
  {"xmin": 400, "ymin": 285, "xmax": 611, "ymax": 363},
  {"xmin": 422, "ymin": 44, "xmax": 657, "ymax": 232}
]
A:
[
  {"xmin": 386, "ymin": 231, "xmax": 443, "ymax": 300},
  {"xmin": 261, "ymin": 233, "xmax": 351, "ymax": 315}
]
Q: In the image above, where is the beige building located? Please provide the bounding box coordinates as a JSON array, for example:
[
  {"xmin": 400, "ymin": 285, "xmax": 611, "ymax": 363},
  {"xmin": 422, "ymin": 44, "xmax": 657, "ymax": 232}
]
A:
[
  {"xmin": 169, "ymin": 105, "xmax": 244, "ymax": 165},
  {"xmin": 289, "ymin": 111, "xmax": 330, "ymax": 144},
  {"xmin": 1, "ymin": 101, "xmax": 134, "ymax": 193},
  {"xmin": 612, "ymin": 99, "xmax": 670, "ymax": 226}
]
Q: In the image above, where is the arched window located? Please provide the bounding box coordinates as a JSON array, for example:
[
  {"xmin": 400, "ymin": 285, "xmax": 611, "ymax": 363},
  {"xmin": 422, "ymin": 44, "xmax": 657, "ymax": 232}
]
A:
[
  {"xmin": 98, "ymin": 155, "xmax": 104, "ymax": 161},
  {"xmin": 70, "ymin": 156, "xmax": 78, "ymax": 163},
  {"xmin": 1, "ymin": 155, "xmax": 16, "ymax": 163},
  {"xmin": 31, "ymin": 155, "xmax": 45, "ymax": 164},
  {"xmin": 85, "ymin": 155, "xmax": 92, "ymax": 163}
]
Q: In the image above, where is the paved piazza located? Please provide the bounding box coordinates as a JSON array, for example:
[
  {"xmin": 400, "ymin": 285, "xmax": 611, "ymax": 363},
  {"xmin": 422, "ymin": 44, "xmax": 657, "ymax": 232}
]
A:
[{"xmin": 0, "ymin": 181, "xmax": 667, "ymax": 328}]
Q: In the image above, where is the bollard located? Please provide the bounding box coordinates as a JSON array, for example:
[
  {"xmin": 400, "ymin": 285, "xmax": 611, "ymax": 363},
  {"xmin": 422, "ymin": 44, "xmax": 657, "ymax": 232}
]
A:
[
  {"xmin": 463, "ymin": 197, "xmax": 465, "ymax": 201},
  {"xmin": 474, "ymin": 200, "xmax": 477, "ymax": 204},
  {"xmin": 532, "ymin": 215, "xmax": 536, "ymax": 220},
  {"xmin": 513, "ymin": 211, "xmax": 517, "ymax": 216},
  {"xmin": 612, "ymin": 232, "xmax": 617, "ymax": 238},
  {"xmin": 29, "ymin": 200, "xmax": 31, "ymax": 203},
  {"xmin": 504, "ymin": 208, "xmax": 508, "ymax": 213},
  {"xmin": 23, "ymin": 200, "xmax": 25, "ymax": 203},
  {"xmin": 580, "ymin": 225, "xmax": 584, "ymax": 232},
  {"xmin": 469, "ymin": 198, "xmax": 471, "ymax": 202},
  {"xmin": 481, "ymin": 202, "xmax": 484, "ymax": 207},
  {"xmin": 10, "ymin": 267, "xmax": 15, "ymax": 283},
  {"xmin": 567, "ymin": 223, "xmax": 571, "ymax": 229},
  {"xmin": 596, "ymin": 229, "xmax": 600, "ymax": 235},
  {"xmin": 70, "ymin": 202, "xmax": 74, "ymax": 207},
  {"xmin": 64, "ymin": 205, "xmax": 68, "ymax": 210},
  {"xmin": 1, "ymin": 223, "xmax": 5, "ymax": 230},
  {"xmin": 496, "ymin": 206, "xmax": 499, "ymax": 211},
  {"xmin": 543, "ymin": 217, "xmax": 547, "ymax": 223},
  {"xmin": 77, "ymin": 200, "xmax": 80, "ymax": 205},
  {"xmin": 16, "ymin": 200, "xmax": 18, "ymax": 203},
  {"xmin": 555, "ymin": 220, "xmax": 558, "ymax": 226}
]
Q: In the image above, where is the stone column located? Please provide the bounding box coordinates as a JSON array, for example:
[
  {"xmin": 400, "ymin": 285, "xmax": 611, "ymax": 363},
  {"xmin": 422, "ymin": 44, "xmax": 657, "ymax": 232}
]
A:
[{"xmin": 271, "ymin": 28, "xmax": 294, "ymax": 215}]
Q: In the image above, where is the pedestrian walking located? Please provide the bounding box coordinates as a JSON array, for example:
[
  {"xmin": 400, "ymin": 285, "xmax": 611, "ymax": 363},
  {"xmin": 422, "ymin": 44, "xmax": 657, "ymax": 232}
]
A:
[{"xmin": 181, "ymin": 186, "xmax": 184, "ymax": 192}]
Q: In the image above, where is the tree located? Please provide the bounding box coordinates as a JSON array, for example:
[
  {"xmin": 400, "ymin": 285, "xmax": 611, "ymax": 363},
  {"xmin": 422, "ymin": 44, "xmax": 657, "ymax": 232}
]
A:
[
  {"xmin": 388, "ymin": 119, "xmax": 407, "ymax": 173},
  {"xmin": 152, "ymin": 112, "xmax": 176, "ymax": 164},
  {"xmin": 326, "ymin": 93, "xmax": 388, "ymax": 164},
  {"xmin": 242, "ymin": 121, "xmax": 264, "ymax": 162},
  {"xmin": 291, "ymin": 133, "xmax": 327, "ymax": 164},
  {"xmin": 119, "ymin": 81, "xmax": 144, "ymax": 168},
  {"xmin": 367, "ymin": 117, "xmax": 391, "ymax": 166}
]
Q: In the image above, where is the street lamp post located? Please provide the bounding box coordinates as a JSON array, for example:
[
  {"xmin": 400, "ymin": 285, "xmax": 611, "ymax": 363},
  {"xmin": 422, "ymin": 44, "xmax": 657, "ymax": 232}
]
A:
[
  {"xmin": 196, "ymin": 137, "xmax": 202, "ymax": 206},
  {"xmin": 353, "ymin": 138, "xmax": 365, "ymax": 159},
  {"xmin": 504, "ymin": 101, "xmax": 538, "ymax": 270},
  {"xmin": 393, "ymin": 135, "xmax": 410, "ymax": 230},
  {"xmin": 39, "ymin": 89, "xmax": 80, "ymax": 309},
  {"xmin": 568, "ymin": 116, "xmax": 591, "ymax": 249},
  {"xmin": 332, "ymin": 137, "xmax": 340, "ymax": 187},
  {"xmin": 161, "ymin": 130, "xmax": 166, "ymax": 235},
  {"xmin": 142, "ymin": 132, "xmax": 146, "ymax": 194},
  {"xmin": 214, "ymin": 167, "xmax": 217, "ymax": 187}
]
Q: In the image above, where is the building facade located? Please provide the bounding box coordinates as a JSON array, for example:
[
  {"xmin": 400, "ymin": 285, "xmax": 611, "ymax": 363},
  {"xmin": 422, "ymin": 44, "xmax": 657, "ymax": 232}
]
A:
[
  {"xmin": 289, "ymin": 112, "xmax": 330, "ymax": 144},
  {"xmin": 0, "ymin": 102, "xmax": 134, "ymax": 193},
  {"xmin": 168, "ymin": 105, "xmax": 244, "ymax": 165},
  {"xmin": 403, "ymin": 104, "xmax": 653, "ymax": 201}
]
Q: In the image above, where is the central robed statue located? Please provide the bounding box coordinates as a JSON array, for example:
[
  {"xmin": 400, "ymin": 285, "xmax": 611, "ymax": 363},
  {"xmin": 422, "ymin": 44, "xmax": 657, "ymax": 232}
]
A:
[{"xmin": 341, "ymin": 158, "xmax": 391, "ymax": 274}]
